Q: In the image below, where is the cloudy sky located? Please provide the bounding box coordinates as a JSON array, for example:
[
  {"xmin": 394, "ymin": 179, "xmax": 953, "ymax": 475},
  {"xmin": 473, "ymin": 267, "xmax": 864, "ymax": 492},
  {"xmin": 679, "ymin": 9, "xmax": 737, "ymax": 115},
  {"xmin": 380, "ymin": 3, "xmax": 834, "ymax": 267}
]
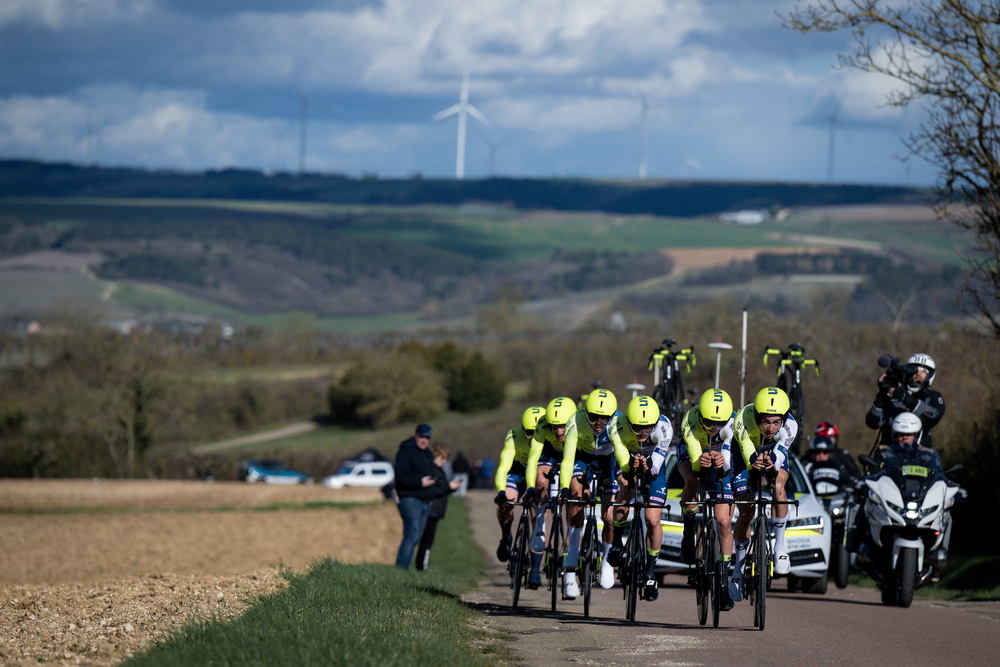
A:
[{"xmin": 0, "ymin": 0, "xmax": 937, "ymax": 185}]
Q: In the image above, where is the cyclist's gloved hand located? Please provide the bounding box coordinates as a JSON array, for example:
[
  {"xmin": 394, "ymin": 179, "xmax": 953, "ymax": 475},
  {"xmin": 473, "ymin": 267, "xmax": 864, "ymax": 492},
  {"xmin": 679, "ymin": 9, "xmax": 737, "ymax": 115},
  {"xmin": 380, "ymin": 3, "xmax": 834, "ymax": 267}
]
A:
[
  {"xmin": 494, "ymin": 491, "xmax": 507, "ymax": 506},
  {"xmin": 558, "ymin": 488, "xmax": 571, "ymax": 502},
  {"xmin": 523, "ymin": 487, "xmax": 536, "ymax": 504}
]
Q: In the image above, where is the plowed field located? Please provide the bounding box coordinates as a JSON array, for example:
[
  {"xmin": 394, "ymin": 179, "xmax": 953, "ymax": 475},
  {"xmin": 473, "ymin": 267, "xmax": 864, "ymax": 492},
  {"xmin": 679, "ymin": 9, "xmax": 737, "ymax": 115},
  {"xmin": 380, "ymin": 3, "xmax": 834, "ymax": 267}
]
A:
[{"xmin": 0, "ymin": 480, "xmax": 400, "ymax": 666}]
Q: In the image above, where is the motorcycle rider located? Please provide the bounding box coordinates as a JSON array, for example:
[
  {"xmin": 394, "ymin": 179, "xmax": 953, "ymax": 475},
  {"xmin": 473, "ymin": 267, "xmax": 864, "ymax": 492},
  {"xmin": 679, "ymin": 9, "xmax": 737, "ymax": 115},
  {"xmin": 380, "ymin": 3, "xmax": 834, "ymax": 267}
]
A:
[
  {"xmin": 804, "ymin": 435, "xmax": 858, "ymax": 490},
  {"xmin": 851, "ymin": 412, "xmax": 965, "ymax": 570},
  {"xmin": 866, "ymin": 353, "xmax": 945, "ymax": 452}
]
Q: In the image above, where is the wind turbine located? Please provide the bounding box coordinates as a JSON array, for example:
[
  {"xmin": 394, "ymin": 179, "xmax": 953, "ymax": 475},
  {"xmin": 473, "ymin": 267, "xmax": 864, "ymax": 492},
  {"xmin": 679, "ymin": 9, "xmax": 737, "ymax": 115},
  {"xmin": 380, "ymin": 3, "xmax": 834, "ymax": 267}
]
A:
[
  {"xmin": 432, "ymin": 70, "xmax": 491, "ymax": 179},
  {"xmin": 473, "ymin": 125, "xmax": 508, "ymax": 177},
  {"xmin": 297, "ymin": 88, "xmax": 308, "ymax": 174},
  {"xmin": 637, "ymin": 90, "xmax": 650, "ymax": 179},
  {"xmin": 824, "ymin": 97, "xmax": 851, "ymax": 182}
]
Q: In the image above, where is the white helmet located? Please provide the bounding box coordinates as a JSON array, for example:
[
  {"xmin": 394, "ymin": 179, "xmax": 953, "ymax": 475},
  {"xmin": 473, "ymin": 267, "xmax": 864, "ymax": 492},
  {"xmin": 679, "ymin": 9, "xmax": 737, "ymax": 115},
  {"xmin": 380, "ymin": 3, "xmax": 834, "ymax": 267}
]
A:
[
  {"xmin": 906, "ymin": 353, "xmax": 936, "ymax": 386},
  {"xmin": 891, "ymin": 412, "xmax": 923, "ymax": 441}
]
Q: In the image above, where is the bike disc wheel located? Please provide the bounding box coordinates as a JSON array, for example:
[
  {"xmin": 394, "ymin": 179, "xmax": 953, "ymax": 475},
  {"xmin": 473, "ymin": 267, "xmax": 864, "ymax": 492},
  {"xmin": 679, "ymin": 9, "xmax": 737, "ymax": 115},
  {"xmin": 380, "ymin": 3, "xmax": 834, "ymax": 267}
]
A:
[{"xmin": 625, "ymin": 519, "xmax": 641, "ymax": 622}]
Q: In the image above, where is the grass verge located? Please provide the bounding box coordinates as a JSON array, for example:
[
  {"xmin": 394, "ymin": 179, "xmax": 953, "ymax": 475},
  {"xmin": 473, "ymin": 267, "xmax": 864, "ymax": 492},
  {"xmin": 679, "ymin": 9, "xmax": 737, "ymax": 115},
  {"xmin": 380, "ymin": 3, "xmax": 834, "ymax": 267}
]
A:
[{"xmin": 121, "ymin": 497, "xmax": 515, "ymax": 666}]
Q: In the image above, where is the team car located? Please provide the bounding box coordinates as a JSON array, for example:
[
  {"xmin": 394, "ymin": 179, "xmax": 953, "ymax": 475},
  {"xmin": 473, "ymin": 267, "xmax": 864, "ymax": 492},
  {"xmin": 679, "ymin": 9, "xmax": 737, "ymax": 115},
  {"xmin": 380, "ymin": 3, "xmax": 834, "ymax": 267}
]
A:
[
  {"xmin": 321, "ymin": 460, "xmax": 395, "ymax": 489},
  {"xmin": 238, "ymin": 459, "xmax": 312, "ymax": 485},
  {"xmin": 654, "ymin": 447, "xmax": 833, "ymax": 593}
]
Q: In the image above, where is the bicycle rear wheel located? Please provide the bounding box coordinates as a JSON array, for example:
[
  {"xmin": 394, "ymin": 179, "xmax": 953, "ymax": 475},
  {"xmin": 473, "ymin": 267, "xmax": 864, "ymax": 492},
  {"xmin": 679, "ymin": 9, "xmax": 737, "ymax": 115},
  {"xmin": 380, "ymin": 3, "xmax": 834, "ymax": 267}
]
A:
[
  {"xmin": 581, "ymin": 517, "xmax": 597, "ymax": 617},
  {"xmin": 755, "ymin": 516, "xmax": 768, "ymax": 630},
  {"xmin": 511, "ymin": 512, "xmax": 528, "ymax": 608},
  {"xmin": 548, "ymin": 512, "xmax": 563, "ymax": 612}
]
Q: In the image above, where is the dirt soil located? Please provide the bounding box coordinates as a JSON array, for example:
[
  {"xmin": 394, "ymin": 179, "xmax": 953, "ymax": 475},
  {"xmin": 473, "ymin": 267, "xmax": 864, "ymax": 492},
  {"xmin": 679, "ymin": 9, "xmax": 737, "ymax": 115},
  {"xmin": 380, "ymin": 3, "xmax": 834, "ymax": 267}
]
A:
[{"xmin": 0, "ymin": 480, "xmax": 400, "ymax": 666}]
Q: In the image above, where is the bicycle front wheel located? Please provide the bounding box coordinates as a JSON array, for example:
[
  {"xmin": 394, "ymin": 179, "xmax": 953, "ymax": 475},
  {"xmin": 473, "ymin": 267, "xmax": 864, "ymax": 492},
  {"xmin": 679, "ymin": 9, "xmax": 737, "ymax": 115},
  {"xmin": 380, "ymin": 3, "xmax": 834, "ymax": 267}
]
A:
[
  {"xmin": 694, "ymin": 523, "xmax": 712, "ymax": 625},
  {"xmin": 624, "ymin": 517, "xmax": 642, "ymax": 622},
  {"xmin": 581, "ymin": 517, "xmax": 596, "ymax": 617},
  {"xmin": 755, "ymin": 516, "xmax": 768, "ymax": 631},
  {"xmin": 709, "ymin": 519, "xmax": 722, "ymax": 628},
  {"xmin": 548, "ymin": 513, "xmax": 563, "ymax": 612},
  {"xmin": 511, "ymin": 512, "xmax": 528, "ymax": 608}
]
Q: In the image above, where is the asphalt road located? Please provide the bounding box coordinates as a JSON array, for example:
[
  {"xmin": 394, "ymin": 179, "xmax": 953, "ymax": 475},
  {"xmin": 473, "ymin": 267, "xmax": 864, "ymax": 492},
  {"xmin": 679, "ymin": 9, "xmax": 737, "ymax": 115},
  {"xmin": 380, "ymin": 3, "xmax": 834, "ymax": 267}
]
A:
[{"xmin": 462, "ymin": 489, "xmax": 998, "ymax": 666}]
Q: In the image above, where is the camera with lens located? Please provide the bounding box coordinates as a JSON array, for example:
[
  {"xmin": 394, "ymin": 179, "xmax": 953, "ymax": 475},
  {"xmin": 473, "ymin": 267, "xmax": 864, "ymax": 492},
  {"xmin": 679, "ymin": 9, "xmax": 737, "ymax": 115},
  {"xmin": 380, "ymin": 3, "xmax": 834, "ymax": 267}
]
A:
[{"xmin": 877, "ymin": 353, "xmax": 907, "ymax": 395}]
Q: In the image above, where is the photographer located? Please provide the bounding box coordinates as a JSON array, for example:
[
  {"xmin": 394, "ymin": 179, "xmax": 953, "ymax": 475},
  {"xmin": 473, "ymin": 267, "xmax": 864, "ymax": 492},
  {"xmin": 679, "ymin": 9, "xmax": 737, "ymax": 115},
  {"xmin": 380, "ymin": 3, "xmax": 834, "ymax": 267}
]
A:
[{"xmin": 865, "ymin": 353, "xmax": 945, "ymax": 450}]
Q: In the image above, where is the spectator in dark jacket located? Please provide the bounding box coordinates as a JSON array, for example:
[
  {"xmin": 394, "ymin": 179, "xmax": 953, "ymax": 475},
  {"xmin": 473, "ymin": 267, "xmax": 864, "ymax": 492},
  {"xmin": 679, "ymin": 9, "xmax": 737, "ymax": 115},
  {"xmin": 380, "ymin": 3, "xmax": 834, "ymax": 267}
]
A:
[
  {"xmin": 415, "ymin": 444, "xmax": 462, "ymax": 571},
  {"xmin": 394, "ymin": 423, "xmax": 436, "ymax": 570}
]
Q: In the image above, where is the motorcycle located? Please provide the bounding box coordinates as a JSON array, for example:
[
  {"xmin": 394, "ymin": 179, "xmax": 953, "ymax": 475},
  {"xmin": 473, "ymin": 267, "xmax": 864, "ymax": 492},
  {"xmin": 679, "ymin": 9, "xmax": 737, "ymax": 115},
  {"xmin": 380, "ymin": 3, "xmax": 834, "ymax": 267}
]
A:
[
  {"xmin": 808, "ymin": 465, "xmax": 854, "ymax": 589},
  {"xmin": 848, "ymin": 452, "xmax": 964, "ymax": 607}
]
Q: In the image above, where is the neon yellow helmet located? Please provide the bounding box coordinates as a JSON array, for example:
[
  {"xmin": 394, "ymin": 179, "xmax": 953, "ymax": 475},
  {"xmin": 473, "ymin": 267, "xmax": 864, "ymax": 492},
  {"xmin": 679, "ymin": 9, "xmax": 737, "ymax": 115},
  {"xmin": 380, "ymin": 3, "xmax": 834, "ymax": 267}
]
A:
[
  {"xmin": 521, "ymin": 406, "xmax": 545, "ymax": 432},
  {"xmin": 626, "ymin": 395, "xmax": 660, "ymax": 428},
  {"xmin": 753, "ymin": 387, "xmax": 790, "ymax": 421},
  {"xmin": 585, "ymin": 389, "xmax": 618, "ymax": 417},
  {"xmin": 545, "ymin": 396, "xmax": 576, "ymax": 426},
  {"xmin": 698, "ymin": 389, "xmax": 733, "ymax": 423}
]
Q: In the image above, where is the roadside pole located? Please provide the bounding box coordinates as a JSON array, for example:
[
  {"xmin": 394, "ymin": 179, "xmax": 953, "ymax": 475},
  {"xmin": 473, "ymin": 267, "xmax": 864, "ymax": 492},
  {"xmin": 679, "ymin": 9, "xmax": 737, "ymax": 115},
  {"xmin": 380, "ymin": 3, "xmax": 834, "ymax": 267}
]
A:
[
  {"xmin": 741, "ymin": 308, "xmax": 748, "ymax": 408},
  {"xmin": 707, "ymin": 340, "xmax": 732, "ymax": 390}
]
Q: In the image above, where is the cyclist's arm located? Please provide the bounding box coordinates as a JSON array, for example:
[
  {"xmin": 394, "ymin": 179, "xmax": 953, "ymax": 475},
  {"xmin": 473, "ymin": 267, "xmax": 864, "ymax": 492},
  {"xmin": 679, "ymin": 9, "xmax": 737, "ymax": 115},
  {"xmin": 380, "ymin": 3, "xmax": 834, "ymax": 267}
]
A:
[
  {"xmin": 732, "ymin": 407, "xmax": 758, "ymax": 469},
  {"xmin": 770, "ymin": 416, "xmax": 798, "ymax": 471},
  {"xmin": 495, "ymin": 429, "xmax": 518, "ymax": 494},
  {"xmin": 608, "ymin": 417, "xmax": 634, "ymax": 473},
  {"xmin": 680, "ymin": 408, "xmax": 704, "ymax": 471},
  {"xmin": 524, "ymin": 429, "xmax": 546, "ymax": 493},
  {"xmin": 559, "ymin": 417, "xmax": 581, "ymax": 490},
  {"xmin": 720, "ymin": 422, "xmax": 736, "ymax": 472},
  {"xmin": 648, "ymin": 418, "xmax": 674, "ymax": 476}
]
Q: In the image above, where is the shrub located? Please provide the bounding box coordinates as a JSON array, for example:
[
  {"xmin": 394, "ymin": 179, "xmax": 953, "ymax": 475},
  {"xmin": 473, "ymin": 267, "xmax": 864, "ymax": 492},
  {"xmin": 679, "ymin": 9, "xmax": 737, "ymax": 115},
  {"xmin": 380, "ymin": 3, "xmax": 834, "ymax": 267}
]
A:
[
  {"xmin": 328, "ymin": 351, "xmax": 447, "ymax": 427},
  {"xmin": 449, "ymin": 351, "xmax": 507, "ymax": 412}
]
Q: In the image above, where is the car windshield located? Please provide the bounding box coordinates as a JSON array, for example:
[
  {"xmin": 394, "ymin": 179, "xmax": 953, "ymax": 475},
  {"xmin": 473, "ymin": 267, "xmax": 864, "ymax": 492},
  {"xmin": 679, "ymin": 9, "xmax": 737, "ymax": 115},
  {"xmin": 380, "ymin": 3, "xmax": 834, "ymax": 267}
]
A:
[{"xmin": 336, "ymin": 464, "xmax": 356, "ymax": 475}]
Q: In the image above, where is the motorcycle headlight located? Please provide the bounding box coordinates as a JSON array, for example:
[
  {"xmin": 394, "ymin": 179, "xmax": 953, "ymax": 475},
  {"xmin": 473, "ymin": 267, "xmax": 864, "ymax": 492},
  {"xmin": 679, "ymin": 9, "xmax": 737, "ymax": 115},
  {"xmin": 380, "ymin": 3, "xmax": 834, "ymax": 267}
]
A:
[
  {"xmin": 868, "ymin": 489, "xmax": 881, "ymax": 505},
  {"xmin": 886, "ymin": 500, "xmax": 904, "ymax": 514},
  {"xmin": 944, "ymin": 496, "xmax": 955, "ymax": 510},
  {"xmin": 831, "ymin": 506, "xmax": 844, "ymax": 516},
  {"xmin": 919, "ymin": 505, "xmax": 939, "ymax": 519}
]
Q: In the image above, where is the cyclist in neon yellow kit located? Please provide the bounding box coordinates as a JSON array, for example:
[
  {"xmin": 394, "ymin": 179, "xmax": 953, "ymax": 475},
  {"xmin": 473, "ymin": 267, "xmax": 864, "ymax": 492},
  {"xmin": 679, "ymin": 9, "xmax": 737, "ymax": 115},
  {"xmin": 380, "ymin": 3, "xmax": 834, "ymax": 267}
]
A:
[
  {"xmin": 606, "ymin": 395, "xmax": 674, "ymax": 602},
  {"xmin": 558, "ymin": 388, "xmax": 622, "ymax": 595},
  {"xmin": 677, "ymin": 388, "xmax": 737, "ymax": 610},
  {"xmin": 494, "ymin": 406, "xmax": 546, "ymax": 563},
  {"xmin": 729, "ymin": 387, "xmax": 798, "ymax": 601},
  {"xmin": 523, "ymin": 396, "xmax": 576, "ymax": 589}
]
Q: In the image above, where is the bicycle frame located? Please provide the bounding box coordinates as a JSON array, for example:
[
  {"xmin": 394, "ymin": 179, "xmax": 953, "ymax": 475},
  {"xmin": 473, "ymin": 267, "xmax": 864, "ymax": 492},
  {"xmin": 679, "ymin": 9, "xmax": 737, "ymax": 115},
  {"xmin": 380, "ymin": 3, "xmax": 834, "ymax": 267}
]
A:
[
  {"xmin": 610, "ymin": 470, "xmax": 655, "ymax": 622},
  {"xmin": 742, "ymin": 470, "xmax": 799, "ymax": 630},
  {"xmin": 505, "ymin": 495, "xmax": 534, "ymax": 609},
  {"xmin": 567, "ymin": 468, "xmax": 605, "ymax": 617}
]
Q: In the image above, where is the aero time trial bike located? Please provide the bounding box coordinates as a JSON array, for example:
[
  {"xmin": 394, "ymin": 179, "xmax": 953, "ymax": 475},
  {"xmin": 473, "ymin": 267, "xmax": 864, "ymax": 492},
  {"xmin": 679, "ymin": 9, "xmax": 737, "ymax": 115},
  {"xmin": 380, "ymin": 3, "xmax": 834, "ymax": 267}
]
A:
[
  {"xmin": 743, "ymin": 469, "xmax": 798, "ymax": 631},
  {"xmin": 543, "ymin": 470, "xmax": 567, "ymax": 613},
  {"xmin": 683, "ymin": 467, "xmax": 731, "ymax": 628},
  {"xmin": 650, "ymin": 339, "xmax": 697, "ymax": 437},
  {"xmin": 505, "ymin": 494, "xmax": 534, "ymax": 608},
  {"xmin": 569, "ymin": 465, "xmax": 605, "ymax": 618},
  {"xmin": 763, "ymin": 343, "xmax": 820, "ymax": 455},
  {"xmin": 613, "ymin": 468, "xmax": 655, "ymax": 622}
]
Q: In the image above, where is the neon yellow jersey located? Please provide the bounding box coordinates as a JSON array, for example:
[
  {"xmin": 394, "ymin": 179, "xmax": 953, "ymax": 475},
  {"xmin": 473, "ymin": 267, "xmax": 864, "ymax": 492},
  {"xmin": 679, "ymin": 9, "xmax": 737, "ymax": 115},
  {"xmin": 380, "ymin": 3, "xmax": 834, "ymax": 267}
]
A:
[
  {"xmin": 680, "ymin": 406, "xmax": 735, "ymax": 472},
  {"xmin": 495, "ymin": 426, "xmax": 533, "ymax": 493},
  {"xmin": 525, "ymin": 416, "xmax": 566, "ymax": 491},
  {"xmin": 607, "ymin": 413, "xmax": 673, "ymax": 476},
  {"xmin": 559, "ymin": 408, "xmax": 617, "ymax": 489},
  {"xmin": 732, "ymin": 404, "xmax": 798, "ymax": 470}
]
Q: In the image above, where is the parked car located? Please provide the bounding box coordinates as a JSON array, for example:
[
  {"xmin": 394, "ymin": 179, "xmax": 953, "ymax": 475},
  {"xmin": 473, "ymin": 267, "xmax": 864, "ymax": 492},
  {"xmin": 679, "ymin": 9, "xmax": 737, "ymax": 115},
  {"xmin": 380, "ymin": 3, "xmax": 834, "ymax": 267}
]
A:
[
  {"xmin": 238, "ymin": 459, "xmax": 312, "ymax": 485},
  {"xmin": 654, "ymin": 447, "xmax": 833, "ymax": 592},
  {"xmin": 321, "ymin": 460, "xmax": 395, "ymax": 489}
]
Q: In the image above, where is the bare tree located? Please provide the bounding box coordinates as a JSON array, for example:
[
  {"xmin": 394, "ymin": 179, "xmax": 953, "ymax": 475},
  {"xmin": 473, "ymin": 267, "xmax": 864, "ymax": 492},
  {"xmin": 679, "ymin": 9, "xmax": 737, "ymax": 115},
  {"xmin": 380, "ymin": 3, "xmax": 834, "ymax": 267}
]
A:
[{"xmin": 783, "ymin": 0, "xmax": 1000, "ymax": 336}]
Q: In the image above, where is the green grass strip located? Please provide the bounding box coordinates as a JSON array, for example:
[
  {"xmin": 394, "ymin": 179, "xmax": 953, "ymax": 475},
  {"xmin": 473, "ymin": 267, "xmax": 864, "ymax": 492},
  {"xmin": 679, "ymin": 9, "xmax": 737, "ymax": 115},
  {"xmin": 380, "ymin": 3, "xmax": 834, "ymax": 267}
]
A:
[{"xmin": 121, "ymin": 497, "xmax": 513, "ymax": 667}]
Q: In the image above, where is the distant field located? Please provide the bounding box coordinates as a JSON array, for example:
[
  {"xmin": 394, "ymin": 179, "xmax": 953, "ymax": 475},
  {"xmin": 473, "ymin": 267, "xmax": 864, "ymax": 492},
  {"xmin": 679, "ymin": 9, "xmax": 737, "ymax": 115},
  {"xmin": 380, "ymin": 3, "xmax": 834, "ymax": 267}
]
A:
[{"xmin": 0, "ymin": 198, "xmax": 971, "ymax": 331}]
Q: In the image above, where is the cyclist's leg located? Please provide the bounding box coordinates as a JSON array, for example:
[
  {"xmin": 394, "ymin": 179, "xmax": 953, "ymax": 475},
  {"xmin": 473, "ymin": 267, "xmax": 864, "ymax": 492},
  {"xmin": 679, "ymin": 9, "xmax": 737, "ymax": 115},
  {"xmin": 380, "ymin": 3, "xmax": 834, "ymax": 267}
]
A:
[
  {"xmin": 529, "ymin": 461, "xmax": 553, "ymax": 587},
  {"xmin": 642, "ymin": 468, "xmax": 667, "ymax": 600},
  {"xmin": 772, "ymin": 464, "xmax": 791, "ymax": 574},
  {"xmin": 607, "ymin": 458, "xmax": 630, "ymax": 566},
  {"xmin": 709, "ymin": 469, "xmax": 736, "ymax": 609},
  {"xmin": 678, "ymin": 451, "xmax": 699, "ymax": 563},
  {"xmin": 563, "ymin": 463, "xmax": 590, "ymax": 598},
  {"xmin": 729, "ymin": 464, "xmax": 753, "ymax": 601},
  {"xmin": 496, "ymin": 475, "xmax": 523, "ymax": 562}
]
